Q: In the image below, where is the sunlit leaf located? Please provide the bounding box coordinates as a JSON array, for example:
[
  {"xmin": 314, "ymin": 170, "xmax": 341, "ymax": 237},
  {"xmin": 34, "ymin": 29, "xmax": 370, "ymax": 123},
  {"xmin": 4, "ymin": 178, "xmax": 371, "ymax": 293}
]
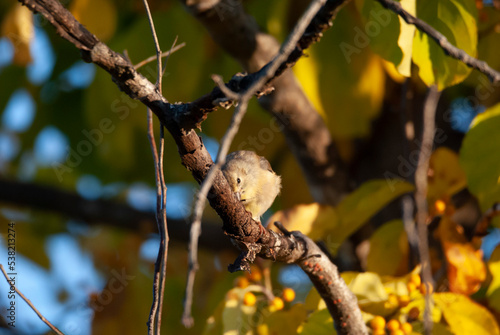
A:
[
  {"xmin": 412, "ymin": 0, "xmax": 478, "ymax": 90},
  {"xmin": 459, "ymin": 103, "xmax": 500, "ymax": 215},
  {"xmin": 1, "ymin": 4, "xmax": 33, "ymax": 66},
  {"xmin": 327, "ymin": 179, "xmax": 414, "ymax": 252},
  {"xmin": 434, "ymin": 293, "xmax": 500, "ymax": 335},
  {"xmin": 437, "ymin": 217, "xmax": 486, "ymax": 295},
  {"xmin": 293, "ymin": 50, "xmax": 327, "ymax": 120},
  {"xmin": 355, "ymin": 0, "xmax": 416, "ymax": 76},
  {"xmin": 487, "ymin": 244, "xmax": 500, "ymax": 313},
  {"xmin": 268, "ymin": 180, "xmax": 413, "ymax": 253},
  {"xmin": 70, "ymin": 0, "xmax": 117, "ymax": 41},
  {"xmin": 342, "ymin": 272, "xmax": 388, "ymax": 304},
  {"xmin": 367, "ymin": 219, "xmax": 408, "ymax": 276},
  {"xmin": 428, "ymin": 147, "xmax": 467, "ymax": 204}
]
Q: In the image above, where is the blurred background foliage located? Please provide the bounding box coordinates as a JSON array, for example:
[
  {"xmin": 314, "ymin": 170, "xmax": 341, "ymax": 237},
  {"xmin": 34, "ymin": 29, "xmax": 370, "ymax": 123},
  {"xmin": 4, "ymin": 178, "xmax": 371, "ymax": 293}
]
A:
[{"xmin": 0, "ymin": 0, "xmax": 500, "ymax": 334}]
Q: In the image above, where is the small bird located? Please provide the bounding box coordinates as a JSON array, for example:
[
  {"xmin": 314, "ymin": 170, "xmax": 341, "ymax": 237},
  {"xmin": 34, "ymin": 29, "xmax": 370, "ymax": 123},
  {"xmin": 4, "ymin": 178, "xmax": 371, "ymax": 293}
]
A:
[{"xmin": 222, "ymin": 150, "xmax": 281, "ymax": 222}]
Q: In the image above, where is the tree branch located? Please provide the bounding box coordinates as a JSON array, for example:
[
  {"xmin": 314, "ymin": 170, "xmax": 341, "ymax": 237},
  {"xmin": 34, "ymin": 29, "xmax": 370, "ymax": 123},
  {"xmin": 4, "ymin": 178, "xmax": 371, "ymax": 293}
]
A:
[
  {"xmin": 415, "ymin": 85, "xmax": 441, "ymax": 335},
  {"xmin": 0, "ymin": 178, "xmax": 233, "ymax": 251},
  {"xmin": 0, "ymin": 264, "xmax": 64, "ymax": 335}
]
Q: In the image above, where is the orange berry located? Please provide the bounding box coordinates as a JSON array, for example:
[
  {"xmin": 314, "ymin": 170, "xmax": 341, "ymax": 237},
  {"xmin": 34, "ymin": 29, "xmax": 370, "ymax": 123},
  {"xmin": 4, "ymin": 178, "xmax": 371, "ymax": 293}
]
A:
[
  {"xmin": 388, "ymin": 294, "xmax": 398, "ymax": 306},
  {"xmin": 407, "ymin": 282, "xmax": 416, "ymax": 292},
  {"xmin": 373, "ymin": 330, "xmax": 386, "ymax": 335},
  {"xmin": 271, "ymin": 297, "xmax": 284, "ymax": 310},
  {"xmin": 387, "ymin": 319, "xmax": 400, "ymax": 331},
  {"xmin": 282, "ymin": 288, "xmax": 296, "ymax": 302},
  {"xmin": 420, "ymin": 282, "xmax": 434, "ymax": 295},
  {"xmin": 410, "ymin": 274, "xmax": 421, "ymax": 287},
  {"xmin": 243, "ymin": 292, "xmax": 257, "ymax": 306},
  {"xmin": 370, "ymin": 316, "xmax": 386, "ymax": 330},
  {"xmin": 391, "ymin": 330, "xmax": 405, "ymax": 335},
  {"xmin": 245, "ymin": 266, "xmax": 262, "ymax": 282},
  {"xmin": 401, "ymin": 322, "xmax": 413, "ymax": 334},
  {"xmin": 234, "ymin": 276, "xmax": 250, "ymax": 288},
  {"xmin": 398, "ymin": 295, "xmax": 410, "ymax": 307},
  {"xmin": 435, "ymin": 200, "xmax": 446, "ymax": 214}
]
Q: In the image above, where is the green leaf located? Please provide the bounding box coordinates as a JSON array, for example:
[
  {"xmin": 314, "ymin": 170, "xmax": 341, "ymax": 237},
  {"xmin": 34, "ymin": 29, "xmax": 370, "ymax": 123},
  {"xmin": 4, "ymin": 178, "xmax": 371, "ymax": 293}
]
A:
[
  {"xmin": 355, "ymin": 0, "xmax": 416, "ymax": 76},
  {"xmin": 434, "ymin": 293, "xmax": 500, "ymax": 335},
  {"xmin": 325, "ymin": 179, "xmax": 414, "ymax": 253},
  {"xmin": 459, "ymin": 103, "xmax": 500, "ymax": 212},
  {"xmin": 412, "ymin": 0, "xmax": 478, "ymax": 90},
  {"xmin": 269, "ymin": 180, "xmax": 414, "ymax": 254},
  {"xmin": 298, "ymin": 308, "xmax": 335, "ymax": 335},
  {"xmin": 314, "ymin": 3, "xmax": 386, "ymax": 139},
  {"xmin": 264, "ymin": 304, "xmax": 309, "ymax": 335},
  {"xmin": 367, "ymin": 220, "xmax": 408, "ymax": 276}
]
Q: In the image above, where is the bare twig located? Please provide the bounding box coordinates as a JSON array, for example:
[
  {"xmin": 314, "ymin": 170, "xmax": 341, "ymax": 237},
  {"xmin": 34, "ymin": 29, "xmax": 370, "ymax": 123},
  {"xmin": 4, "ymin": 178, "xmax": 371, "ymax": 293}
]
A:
[
  {"xmin": 414, "ymin": 85, "xmax": 441, "ymax": 335},
  {"xmin": 156, "ymin": 126, "xmax": 168, "ymax": 334},
  {"xmin": 376, "ymin": 0, "xmax": 500, "ymax": 83},
  {"xmin": 142, "ymin": 1, "xmax": 169, "ymax": 334},
  {"xmin": 181, "ymin": 0, "xmax": 330, "ymax": 326},
  {"xmin": 0, "ymin": 264, "xmax": 64, "ymax": 335},
  {"xmin": 147, "ymin": 108, "xmax": 162, "ymax": 335},
  {"xmin": 134, "ymin": 42, "xmax": 185, "ymax": 70},
  {"xmin": 142, "ymin": 0, "xmax": 162, "ymax": 89}
]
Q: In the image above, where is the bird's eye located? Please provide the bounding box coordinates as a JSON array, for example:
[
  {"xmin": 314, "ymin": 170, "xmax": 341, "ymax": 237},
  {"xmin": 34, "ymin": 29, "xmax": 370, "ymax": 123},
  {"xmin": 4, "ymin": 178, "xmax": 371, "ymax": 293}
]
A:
[{"xmin": 237, "ymin": 178, "xmax": 241, "ymax": 184}]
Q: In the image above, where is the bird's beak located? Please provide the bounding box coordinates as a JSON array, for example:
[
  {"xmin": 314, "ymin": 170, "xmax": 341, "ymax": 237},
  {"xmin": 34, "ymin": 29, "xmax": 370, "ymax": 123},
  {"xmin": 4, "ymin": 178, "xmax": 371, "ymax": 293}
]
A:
[{"xmin": 235, "ymin": 192, "xmax": 241, "ymax": 201}]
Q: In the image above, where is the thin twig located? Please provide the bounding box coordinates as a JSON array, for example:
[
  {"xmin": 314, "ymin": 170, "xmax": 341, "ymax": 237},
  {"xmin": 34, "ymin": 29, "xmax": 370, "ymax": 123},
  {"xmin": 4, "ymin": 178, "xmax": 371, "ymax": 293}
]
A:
[
  {"xmin": 181, "ymin": 0, "xmax": 329, "ymax": 326},
  {"xmin": 142, "ymin": 0, "xmax": 162, "ymax": 90},
  {"xmin": 414, "ymin": 85, "xmax": 441, "ymax": 335},
  {"xmin": 147, "ymin": 108, "xmax": 162, "ymax": 335},
  {"xmin": 0, "ymin": 264, "xmax": 64, "ymax": 335},
  {"xmin": 142, "ymin": 1, "xmax": 169, "ymax": 334},
  {"xmin": 156, "ymin": 125, "xmax": 169, "ymax": 333},
  {"xmin": 162, "ymin": 36, "xmax": 178, "ymax": 78},
  {"xmin": 376, "ymin": 0, "xmax": 500, "ymax": 83},
  {"xmin": 135, "ymin": 42, "xmax": 185, "ymax": 70}
]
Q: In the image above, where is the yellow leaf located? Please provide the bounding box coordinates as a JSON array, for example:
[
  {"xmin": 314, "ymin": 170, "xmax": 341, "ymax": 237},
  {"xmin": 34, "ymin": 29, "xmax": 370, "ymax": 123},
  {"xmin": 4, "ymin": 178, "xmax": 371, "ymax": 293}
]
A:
[
  {"xmin": 435, "ymin": 293, "xmax": 500, "ymax": 335},
  {"xmin": 487, "ymin": 245, "xmax": 500, "ymax": 313},
  {"xmin": 293, "ymin": 49, "xmax": 327, "ymax": 120},
  {"xmin": 428, "ymin": 147, "xmax": 467, "ymax": 203},
  {"xmin": 70, "ymin": 0, "xmax": 117, "ymax": 41},
  {"xmin": 396, "ymin": 0, "xmax": 416, "ymax": 76},
  {"xmin": 367, "ymin": 220, "xmax": 408, "ymax": 276},
  {"xmin": 264, "ymin": 304, "xmax": 308, "ymax": 335},
  {"xmin": 1, "ymin": 4, "xmax": 33, "ymax": 66},
  {"xmin": 437, "ymin": 217, "xmax": 486, "ymax": 295},
  {"xmin": 268, "ymin": 180, "xmax": 414, "ymax": 254},
  {"xmin": 267, "ymin": 203, "xmax": 337, "ymax": 240},
  {"xmin": 342, "ymin": 272, "xmax": 388, "ymax": 305}
]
